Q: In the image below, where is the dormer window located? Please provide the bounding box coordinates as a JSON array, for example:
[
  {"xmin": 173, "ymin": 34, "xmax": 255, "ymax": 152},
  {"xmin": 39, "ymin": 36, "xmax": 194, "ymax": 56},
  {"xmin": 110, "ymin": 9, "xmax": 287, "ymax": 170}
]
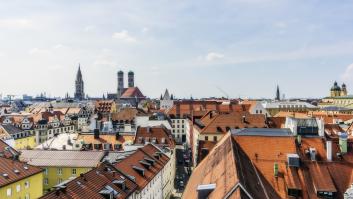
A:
[
  {"xmin": 132, "ymin": 166, "xmax": 145, "ymax": 176},
  {"xmin": 99, "ymin": 185, "xmax": 119, "ymax": 199}
]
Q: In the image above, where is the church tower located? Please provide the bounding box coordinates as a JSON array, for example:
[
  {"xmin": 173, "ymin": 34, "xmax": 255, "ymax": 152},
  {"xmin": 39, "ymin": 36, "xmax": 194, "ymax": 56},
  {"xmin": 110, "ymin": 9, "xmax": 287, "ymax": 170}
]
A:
[
  {"xmin": 128, "ymin": 71, "xmax": 134, "ymax": 88},
  {"xmin": 74, "ymin": 64, "xmax": 85, "ymax": 100},
  {"xmin": 341, "ymin": 83, "xmax": 348, "ymax": 96},
  {"xmin": 275, "ymin": 85, "xmax": 280, "ymax": 101},
  {"xmin": 117, "ymin": 70, "xmax": 124, "ymax": 99},
  {"xmin": 330, "ymin": 81, "xmax": 341, "ymax": 97}
]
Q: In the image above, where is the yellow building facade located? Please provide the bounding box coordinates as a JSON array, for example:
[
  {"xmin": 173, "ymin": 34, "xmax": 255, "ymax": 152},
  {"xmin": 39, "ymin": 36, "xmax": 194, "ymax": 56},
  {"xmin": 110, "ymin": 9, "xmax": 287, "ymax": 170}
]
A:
[
  {"xmin": 14, "ymin": 136, "xmax": 37, "ymax": 150},
  {"xmin": 0, "ymin": 171, "xmax": 43, "ymax": 199},
  {"xmin": 42, "ymin": 167, "xmax": 91, "ymax": 191}
]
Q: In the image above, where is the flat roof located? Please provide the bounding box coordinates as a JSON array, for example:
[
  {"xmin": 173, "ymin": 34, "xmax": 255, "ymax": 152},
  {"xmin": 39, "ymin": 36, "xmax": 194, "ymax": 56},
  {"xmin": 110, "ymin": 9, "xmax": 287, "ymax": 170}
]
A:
[{"xmin": 231, "ymin": 128, "xmax": 294, "ymax": 137}]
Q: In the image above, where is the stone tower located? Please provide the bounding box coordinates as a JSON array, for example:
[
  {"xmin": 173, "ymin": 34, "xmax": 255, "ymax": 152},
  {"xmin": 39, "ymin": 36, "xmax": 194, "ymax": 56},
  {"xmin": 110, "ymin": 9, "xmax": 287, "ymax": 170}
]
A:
[
  {"xmin": 275, "ymin": 85, "xmax": 280, "ymax": 101},
  {"xmin": 74, "ymin": 64, "xmax": 84, "ymax": 100},
  {"xmin": 117, "ymin": 70, "xmax": 124, "ymax": 98},
  {"xmin": 341, "ymin": 83, "xmax": 348, "ymax": 96},
  {"xmin": 330, "ymin": 81, "xmax": 341, "ymax": 97},
  {"xmin": 128, "ymin": 71, "xmax": 134, "ymax": 88}
]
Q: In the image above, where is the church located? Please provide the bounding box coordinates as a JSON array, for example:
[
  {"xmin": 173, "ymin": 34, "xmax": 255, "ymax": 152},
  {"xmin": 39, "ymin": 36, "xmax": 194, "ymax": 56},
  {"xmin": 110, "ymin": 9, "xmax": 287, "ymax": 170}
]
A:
[
  {"xmin": 320, "ymin": 81, "xmax": 353, "ymax": 109},
  {"xmin": 74, "ymin": 64, "xmax": 85, "ymax": 101},
  {"xmin": 116, "ymin": 70, "xmax": 145, "ymax": 106}
]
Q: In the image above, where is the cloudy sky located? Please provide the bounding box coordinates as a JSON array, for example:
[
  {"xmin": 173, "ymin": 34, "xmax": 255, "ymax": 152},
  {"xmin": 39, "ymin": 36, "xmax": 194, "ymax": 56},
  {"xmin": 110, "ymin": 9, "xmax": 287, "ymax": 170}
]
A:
[{"xmin": 1, "ymin": 0, "xmax": 353, "ymax": 99}]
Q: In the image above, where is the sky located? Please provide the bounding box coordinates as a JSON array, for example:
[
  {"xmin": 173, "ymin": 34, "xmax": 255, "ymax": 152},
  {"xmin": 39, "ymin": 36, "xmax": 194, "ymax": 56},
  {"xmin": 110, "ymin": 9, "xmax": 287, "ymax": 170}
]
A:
[{"xmin": 1, "ymin": 0, "xmax": 353, "ymax": 99}]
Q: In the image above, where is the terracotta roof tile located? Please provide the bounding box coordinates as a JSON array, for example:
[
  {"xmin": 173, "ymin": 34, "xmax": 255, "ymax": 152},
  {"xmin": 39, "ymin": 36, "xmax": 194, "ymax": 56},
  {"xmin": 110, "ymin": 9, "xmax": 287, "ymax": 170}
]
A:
[
  {"xmin": 40, "ymin": 162, "xmax": 137, "ymax": 199},
  {"xmin": 134, "ymin": 126, "xmax": 175, "ymax": 149}
]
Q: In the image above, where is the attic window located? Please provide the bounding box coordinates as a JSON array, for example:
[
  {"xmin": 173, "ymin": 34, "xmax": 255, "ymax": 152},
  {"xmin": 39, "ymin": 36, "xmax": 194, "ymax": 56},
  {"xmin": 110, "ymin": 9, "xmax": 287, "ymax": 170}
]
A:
[
  {"xmin": 99, "ymin": 185, "xmax": 119, "ymax": 199},
  {"xmin": 153, "ymin": 153, "xmax": 160, "ymax": 160},
  {"xmin": 132, "ymin": 166, "xmax": 145, "ymax": 176},
  {"xmin": 2, "ymin": 173, "xmax": 9, "ymax": 178},
  {"xmin": 112, "ymin": 180, "xmax": 126, "ymax": 190},
  {"xmin": 139, "ymin": 160, "xmax": 151, "ymax": 169},
  {"xmin": 216, "ymin": 127, "xmax": 222, "ymax": 132},
  {"xmin": 144, "ymin": 157, "xmax": 155, "ymax": 165},
  {"xmin": 14, "ymin": 169, "xmax": 20, "ymax": 174}
]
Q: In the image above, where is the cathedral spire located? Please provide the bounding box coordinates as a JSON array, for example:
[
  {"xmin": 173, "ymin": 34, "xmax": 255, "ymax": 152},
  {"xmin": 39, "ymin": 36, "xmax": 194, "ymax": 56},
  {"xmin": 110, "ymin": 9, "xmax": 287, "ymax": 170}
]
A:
[
  {"xmin": 74, "ymin": 64, "xmax": 84, "ymax": 100},
  {"xmin": 275, "ymin": 85, "xmax": 280, "ymax": 101}
]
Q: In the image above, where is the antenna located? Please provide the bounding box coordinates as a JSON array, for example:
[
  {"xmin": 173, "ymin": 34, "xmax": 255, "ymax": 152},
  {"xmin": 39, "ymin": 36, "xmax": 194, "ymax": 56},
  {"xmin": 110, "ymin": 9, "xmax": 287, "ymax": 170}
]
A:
[{"xmin": 215, "ymin": 86, "xmax": 229, "ymax": 99}]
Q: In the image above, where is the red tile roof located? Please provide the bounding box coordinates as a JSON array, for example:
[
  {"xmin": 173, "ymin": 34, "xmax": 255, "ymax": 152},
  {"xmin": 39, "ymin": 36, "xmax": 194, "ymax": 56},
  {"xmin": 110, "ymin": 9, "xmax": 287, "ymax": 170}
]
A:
[
  {"xmin": 121, "ymin": 87, "xmax": 145, "ymax": 98},
  {"xmin": 40, "ymin": 162, "xmax": 137, "ymax": 199},
  {"xmin": 0, "ymin": 140, "xmax": 42, "ymax": 188},
  {"xmin": 111, "ymin": 108, "xmax": 138, "ymax": 121},
  {"xmin": 184, "ymin": 130, "xmax": 353, "ymax": 199},
  {"xmin": 183, "ymin": 133, "xmax": 277, "ymax": 199},
  {"xmin": 166, "ymin": 100, "xmax": 245, "ymax": 118},
  {"xmin": 134, "ymin": 126, "xmax": 175, "ymax": 149},
  {"xmin": 114, "ymin": 144, "xmax": 169, "ymax": 191},
  {"xmin": 199, "ymin": 112, "xmax": 267, "ymax": 134}
]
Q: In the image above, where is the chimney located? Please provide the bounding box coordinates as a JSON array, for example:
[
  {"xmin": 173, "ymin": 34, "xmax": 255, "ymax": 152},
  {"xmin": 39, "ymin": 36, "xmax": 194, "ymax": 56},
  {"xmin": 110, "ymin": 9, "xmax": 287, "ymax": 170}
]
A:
[
  {"xmin": 94, "ymin": 129, "xmax": 100, "ymax": 139},
  {"xmin": 309, "ymin": 147, "xmax": 316, "ymax": 161},
  {"xmin": 326, "ymin": 140, "xmax": 332, "ymax": 161}
]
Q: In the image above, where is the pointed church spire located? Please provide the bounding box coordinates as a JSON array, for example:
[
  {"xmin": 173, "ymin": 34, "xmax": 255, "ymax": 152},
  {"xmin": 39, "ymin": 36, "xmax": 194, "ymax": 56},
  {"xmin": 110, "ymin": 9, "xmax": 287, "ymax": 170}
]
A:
[
  {"xmin": 74, "ymin": 63, "xmax": 84, "ymax": 100},
  {"xmin": 275, "ymin": 85, "xmax": 280, "ymax": 101}
]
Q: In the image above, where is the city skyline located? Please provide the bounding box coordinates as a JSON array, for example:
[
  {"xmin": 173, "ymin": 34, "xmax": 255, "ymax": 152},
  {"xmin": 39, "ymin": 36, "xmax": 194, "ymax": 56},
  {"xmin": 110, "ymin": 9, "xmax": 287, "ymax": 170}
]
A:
[{"xmin": 0, "ymin": 1, "xmax": 353, "ymax": 98}]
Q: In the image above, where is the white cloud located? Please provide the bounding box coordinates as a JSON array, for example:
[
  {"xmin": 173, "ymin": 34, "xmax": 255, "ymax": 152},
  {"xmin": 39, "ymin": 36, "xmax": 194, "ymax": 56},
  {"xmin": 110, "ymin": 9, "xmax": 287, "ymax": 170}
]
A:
[
  {"xmin": 205, "ymin": 52, "xmax": 224, "ymax": 61},
  {"xmin": 274, "ymin": 21, "xmax": 287, "ymax": 29},
  {"xmin": 142, "ymin": 27, "xmax": 149, "ymax": 33},
  {"xmin": 28, "ymin": 48, "xmax": 50, "ymax": 55},
  {"xmin": 52, "ymin": 44, "xmax": 64, "ymax": 49},
  {"xmin": 84, "ymin": 25, "xmax": 96, "ymax": 32},
  {"xmin": 342, "ymin": 63, "xmax": 353, "ymax": 82},
  {"xmin": 112, "ymin": 30, "xmax": 137, "ymax": 43},
  {"xmin": 0, "ymin": 19, "xmax": 32, "ymax": 29}
]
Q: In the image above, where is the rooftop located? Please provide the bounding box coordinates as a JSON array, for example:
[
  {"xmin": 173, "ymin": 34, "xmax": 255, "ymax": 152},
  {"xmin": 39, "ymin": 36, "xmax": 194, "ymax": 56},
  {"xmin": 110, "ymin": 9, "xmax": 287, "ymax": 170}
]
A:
[{"xmin": 20, "ymin": 150, "xmax": 105, "ymax": 167}]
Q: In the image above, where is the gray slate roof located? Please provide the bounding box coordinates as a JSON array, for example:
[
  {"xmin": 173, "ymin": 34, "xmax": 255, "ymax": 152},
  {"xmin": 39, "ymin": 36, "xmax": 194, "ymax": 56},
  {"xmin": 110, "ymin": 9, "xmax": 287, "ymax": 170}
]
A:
[
  {"xmin": 19, "ymin": 150, "xmax": 105, "ymax": 167},
  {"xmin": 231, "ymin": 128, "xmax": 294, "ymax": 137}
]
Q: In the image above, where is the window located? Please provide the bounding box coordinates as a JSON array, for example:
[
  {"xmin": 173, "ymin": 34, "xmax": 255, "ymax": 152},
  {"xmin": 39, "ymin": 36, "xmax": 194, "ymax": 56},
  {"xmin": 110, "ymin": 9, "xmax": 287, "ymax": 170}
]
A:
[
  {"xmin": 72, "ymin": 168, "xmax": 77, "ymax": 175},
  {"xmin": 213, "ymin": 136, "xmax": 217, "ymax": 142},
  {"xmin": 25, "ymin": 181, "xmax": 30, "ymax": 188},
  {"xmin": 6, "ymin": 188, "xmax": 11, "ymax": 196},
  {"xmin": 44, "ymin": 168, "xmax": 48, "ymax": 175},
  {"xmin": 44, "ymin": 178, "xmax": 48, "ymax": 185},
  {"xmin": 25, "ymin": 193, "xmax": 30, "ymax": 199},
  {"xmin": 16, "ymin": 184, "xmax": 21, "ymax": 192},
  {"xmin": 57, "ymin": 168, "xmax": 62, "ymax": 175},
  {"xmin": 58, "ymin": 178, "xmax": 63, "ymax": 184},
  {"xmin": 205, "ymin": 136, "xmax": 208, "ymax": 141}
]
